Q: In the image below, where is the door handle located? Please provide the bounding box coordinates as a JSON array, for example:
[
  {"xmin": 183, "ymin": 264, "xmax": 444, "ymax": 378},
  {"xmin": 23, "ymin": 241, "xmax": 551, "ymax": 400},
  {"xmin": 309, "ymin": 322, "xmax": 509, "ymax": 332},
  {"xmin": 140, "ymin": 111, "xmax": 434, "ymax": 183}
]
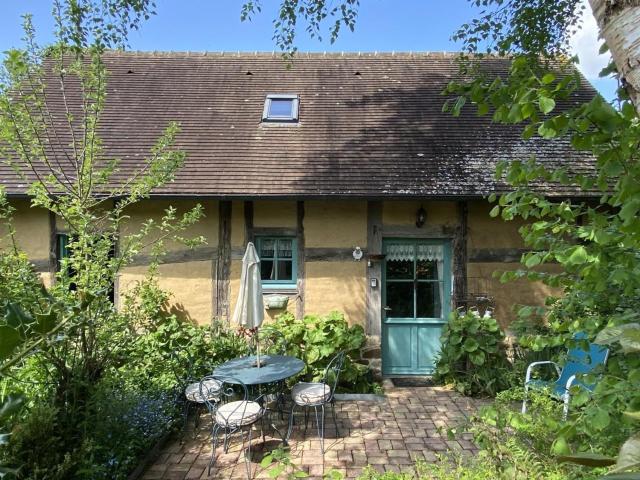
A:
[{"xmin": 383, "ymin": 306, "xmax": 392, "ymax": 311}]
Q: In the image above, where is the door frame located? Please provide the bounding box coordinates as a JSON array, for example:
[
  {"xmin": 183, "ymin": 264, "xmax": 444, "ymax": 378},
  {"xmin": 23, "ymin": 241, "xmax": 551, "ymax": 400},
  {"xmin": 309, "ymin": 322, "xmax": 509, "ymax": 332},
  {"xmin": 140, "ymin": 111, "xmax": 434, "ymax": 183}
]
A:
[{"xmin": 381, "ymin": 238, "xmax": 452, "ymax": 375}]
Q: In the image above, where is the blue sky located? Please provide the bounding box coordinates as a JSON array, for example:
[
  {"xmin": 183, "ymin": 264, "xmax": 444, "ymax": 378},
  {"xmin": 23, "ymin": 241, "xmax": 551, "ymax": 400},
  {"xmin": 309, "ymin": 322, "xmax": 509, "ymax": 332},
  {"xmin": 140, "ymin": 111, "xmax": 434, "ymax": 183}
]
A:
[{"xmin": 0, "ymin": 0, "xmax": 616, "ymax": 99}]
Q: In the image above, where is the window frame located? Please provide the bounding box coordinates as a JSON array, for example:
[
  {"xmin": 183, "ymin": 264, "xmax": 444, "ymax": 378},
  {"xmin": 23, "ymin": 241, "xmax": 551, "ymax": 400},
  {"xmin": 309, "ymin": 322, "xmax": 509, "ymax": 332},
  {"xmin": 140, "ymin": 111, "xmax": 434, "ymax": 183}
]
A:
[
  {"xmin": 255, "ymin": 236, "xmax": 297, "ymax": 288},
  {"xmin": 262, "ymin": 94, "xmax": 300, "ymax": 123}
]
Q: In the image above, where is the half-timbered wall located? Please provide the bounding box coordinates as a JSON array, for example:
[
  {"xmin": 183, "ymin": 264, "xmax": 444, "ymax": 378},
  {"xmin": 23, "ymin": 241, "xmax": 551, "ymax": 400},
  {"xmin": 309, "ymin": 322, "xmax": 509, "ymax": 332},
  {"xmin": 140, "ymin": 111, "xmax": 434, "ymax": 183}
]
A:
[{"xmin": 3, "ymin": 198, "xmax": 559, "ymax": 329}]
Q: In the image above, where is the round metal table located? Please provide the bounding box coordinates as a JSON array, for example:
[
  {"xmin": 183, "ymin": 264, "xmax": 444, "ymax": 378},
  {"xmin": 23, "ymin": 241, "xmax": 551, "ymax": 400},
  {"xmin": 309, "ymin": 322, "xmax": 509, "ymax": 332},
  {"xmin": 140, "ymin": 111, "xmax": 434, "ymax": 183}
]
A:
[{"xmin": 213, "ymin": 354, "xmax": 304, "ymax": 386}]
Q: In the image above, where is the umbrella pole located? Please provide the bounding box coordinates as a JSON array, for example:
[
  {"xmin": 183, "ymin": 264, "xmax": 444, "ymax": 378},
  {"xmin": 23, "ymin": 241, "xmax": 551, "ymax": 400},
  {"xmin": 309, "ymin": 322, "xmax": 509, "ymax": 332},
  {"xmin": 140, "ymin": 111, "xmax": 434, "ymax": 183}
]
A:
[{"xmin": 256, "ymin": 334, "xmax": 261, "ymax": 368}]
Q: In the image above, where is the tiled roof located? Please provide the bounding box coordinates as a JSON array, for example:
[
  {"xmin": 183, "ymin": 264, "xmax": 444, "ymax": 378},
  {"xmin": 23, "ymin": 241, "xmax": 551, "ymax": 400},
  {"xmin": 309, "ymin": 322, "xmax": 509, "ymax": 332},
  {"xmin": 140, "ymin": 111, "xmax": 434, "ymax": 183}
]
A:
[{"xmin": 0, "ymin": 52, "xmax": 598, "ymax": 198}]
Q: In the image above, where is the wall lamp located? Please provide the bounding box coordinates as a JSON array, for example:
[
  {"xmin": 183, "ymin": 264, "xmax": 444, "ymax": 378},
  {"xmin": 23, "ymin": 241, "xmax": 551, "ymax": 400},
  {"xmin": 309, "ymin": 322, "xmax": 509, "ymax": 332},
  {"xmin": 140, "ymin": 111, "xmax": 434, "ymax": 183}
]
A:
[{"xmin": 416, "ymin": 206, "xmax": 427, "ymax": 228}]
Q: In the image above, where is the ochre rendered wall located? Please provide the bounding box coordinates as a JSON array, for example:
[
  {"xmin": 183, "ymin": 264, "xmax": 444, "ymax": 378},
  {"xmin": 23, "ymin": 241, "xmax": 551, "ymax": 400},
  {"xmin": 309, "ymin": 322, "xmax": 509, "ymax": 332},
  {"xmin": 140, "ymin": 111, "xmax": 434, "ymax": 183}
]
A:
[
  {"xmin": 254, "ymin": 201, "xmax": 296, "ymax": 228},
  {"xmin": 466, "ymin": 200, "xmax": 558, "ymax": 325},
  {"xmin": 304, "ymin": 201, "xmax": 367, "ymax": 324},
  {"xmin": 383, "ymin": 200, "xmax": 457, "ymax": 227},
  {"xmin": 305, "ymin": 262, "xmax": 366, "ymax": 325},
  {"xmin": 0, "ymin": 200, "xmax": 50, "ymax": 260},
  {"xmin": 118, "ymin": 199, "xmax": 218, "ymax": 324},
  {"xmin": 120, "ymin": 200, "xmax": 218, "ymax": 252},
  {"xmin": 305, "ymin": 201, "xmax": 366, "ymax": 248},
  {"xmin": 0, "ymin": 200, "xmax": 52, "ymax": 286},
  {"xmin": 467, "ymin": 201, "xmax": 526, "ymax": 250},
  {"xmin": 119, "ymin": 261, "xmax": 213, "ymax": 324},
  {"xmin": 467, "ymin": 262, "xmax": 563, "ymax": 328}
]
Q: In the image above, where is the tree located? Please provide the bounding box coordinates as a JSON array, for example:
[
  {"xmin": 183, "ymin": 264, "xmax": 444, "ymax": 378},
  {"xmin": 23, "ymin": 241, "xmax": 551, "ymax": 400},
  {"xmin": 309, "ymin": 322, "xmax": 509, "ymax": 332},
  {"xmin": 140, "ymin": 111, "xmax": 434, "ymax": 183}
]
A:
[
  {"xmin": 0, "ymin": 1, "xmax": 202, "ymax": 476},
  {"xmin": 590, "ymin": 0, "xmax": 640, "ymax": 108}
]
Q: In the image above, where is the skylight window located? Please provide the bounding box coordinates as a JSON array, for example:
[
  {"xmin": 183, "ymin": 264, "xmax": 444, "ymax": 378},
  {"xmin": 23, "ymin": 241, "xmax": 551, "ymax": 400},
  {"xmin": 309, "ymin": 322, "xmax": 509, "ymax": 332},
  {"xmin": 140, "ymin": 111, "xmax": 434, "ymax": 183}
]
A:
[{"xmin": 263, "ymin": 94, "xmax": 299, "ymax": 122}]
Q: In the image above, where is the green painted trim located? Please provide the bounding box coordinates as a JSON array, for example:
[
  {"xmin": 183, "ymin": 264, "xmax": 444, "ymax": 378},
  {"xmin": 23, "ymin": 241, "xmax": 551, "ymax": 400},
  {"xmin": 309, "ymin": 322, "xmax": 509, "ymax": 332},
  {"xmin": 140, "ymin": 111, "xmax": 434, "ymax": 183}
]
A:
[
  {"xmin": 381, "ymin": 238, "xmax": 451, "ymax": 376},
  {"xmin": 255, "ymin": 235, "xmax": 297, "ymax": 287}
]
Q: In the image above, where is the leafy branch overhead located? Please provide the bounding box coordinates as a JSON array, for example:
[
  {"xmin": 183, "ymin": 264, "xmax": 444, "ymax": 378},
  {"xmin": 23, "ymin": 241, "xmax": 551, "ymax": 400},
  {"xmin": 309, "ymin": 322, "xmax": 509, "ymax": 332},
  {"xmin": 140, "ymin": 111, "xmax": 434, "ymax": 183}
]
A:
[{"xmin": 241, "ymin": 0, "xmax": 359, "ymax": 58}]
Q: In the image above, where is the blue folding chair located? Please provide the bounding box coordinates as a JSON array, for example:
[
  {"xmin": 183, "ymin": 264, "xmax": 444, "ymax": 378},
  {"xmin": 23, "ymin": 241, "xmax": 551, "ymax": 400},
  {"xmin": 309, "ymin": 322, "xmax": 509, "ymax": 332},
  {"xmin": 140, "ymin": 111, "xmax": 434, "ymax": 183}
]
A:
[{"xmin": 521, "ymin": 334, "xmax": 609, "ymax": 420}]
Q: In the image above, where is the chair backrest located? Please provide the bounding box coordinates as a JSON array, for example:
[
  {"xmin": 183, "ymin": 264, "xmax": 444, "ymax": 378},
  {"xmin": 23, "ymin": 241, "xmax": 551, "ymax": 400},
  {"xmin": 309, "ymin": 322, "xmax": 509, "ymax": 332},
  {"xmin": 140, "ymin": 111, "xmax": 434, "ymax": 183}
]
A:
[
  {"xmin": 250, "ymin": 327, "xmax": 288, "ymax": 356},
  {"xmin": 322, "ymin": 351, "xmax": 346, "ymax": 398},
  {"xmin": 558, "ymin": 333, "xmax": 609, "ymax": 391}
]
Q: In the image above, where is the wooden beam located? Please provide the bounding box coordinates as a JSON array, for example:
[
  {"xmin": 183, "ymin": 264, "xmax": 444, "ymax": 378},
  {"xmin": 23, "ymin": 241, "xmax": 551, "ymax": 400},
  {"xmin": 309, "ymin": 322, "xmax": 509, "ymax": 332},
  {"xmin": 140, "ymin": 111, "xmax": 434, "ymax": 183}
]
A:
[
  {"xmin": 468, "ymin": 248, "xmax": 528, "ymax": 263},
  {"xmin": 48, "ymin": 210, "xmax": 56, "ymax": 282},
  {"xmin": 252, "ymin": 227, "xmax": 297, "ymax": 237},
  {"xmin": 128, "ymin": 247, "xmax": 219, "ymax": 267},
  {"xmin": 453, "ymin": 201, "xmax": 468, "ymax": 307},
  {"xmin": 244, "ymin": 201, "xmax": 254, "ymax": 245},
  {"xmin": 215, "ymin": 201, "xmax": 232, "ymax": 321},
  {"xmin": 296, "ymin": 201, "xmax": 305, "ymax": 319},
  {"xmin": 382, "ymin": 224, "xmax": 453, "ymax": 238},
  {"xmin": 305, "ymin": 247, "xmax": 368, "ymax": 262},
  {"xmin": 366, "ymin": 201, "xmax": 383, "ymax": 340}
]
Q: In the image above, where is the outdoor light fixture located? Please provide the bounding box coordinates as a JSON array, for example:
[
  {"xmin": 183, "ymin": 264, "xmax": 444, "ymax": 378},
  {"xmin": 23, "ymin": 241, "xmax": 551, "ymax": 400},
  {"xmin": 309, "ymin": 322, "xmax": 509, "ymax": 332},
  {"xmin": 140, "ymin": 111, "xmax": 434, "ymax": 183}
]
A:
[
  {"xmin": 416, "ymin": 206, "xmax": 427, "ymax": 228},
  {"xmin": 353, "ymin": 246, "xmax": 363, "ymax": 261}
]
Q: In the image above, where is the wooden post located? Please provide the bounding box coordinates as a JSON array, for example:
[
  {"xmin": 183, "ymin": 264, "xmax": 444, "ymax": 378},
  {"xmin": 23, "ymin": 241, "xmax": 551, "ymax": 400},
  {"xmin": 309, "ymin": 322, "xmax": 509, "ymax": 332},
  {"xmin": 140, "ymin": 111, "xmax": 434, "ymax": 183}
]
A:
[
  {"xmin": 453, "ymin": 200, "xmax": 468, "ymax": 308},
  {"xmin": 296, "ymin": 201, "xmax": 305, "ymax": 319},
  {"xmin": 366, "ymin": 201, "xmax": 383, "ymax": 340},
  {"xmin": 244, "ymin": 200, "xmax": 254, "ymax": 245},
  {"xmin": 215, "ymin": 201, "xmax": 232, "ymax": 322},
  {"xmin": 48, "ymin": 210, "xmax": 57, "ymax": 284}
]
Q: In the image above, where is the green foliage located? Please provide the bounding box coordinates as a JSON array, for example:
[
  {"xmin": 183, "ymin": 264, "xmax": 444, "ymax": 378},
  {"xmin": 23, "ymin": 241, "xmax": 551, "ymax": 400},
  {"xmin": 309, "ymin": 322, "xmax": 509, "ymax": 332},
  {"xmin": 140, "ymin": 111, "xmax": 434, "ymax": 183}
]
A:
[
  {"xmin": 241, "ymin": 0, "xmax": 359, "ymax": 58},
  {"xmin": 434, "ymin": 309, "xmax": 511, "ymax": 396},
  {"xmin": 271, "ymin": 311, "xmax": 376, "ymax": 393},
  {"xmin": 260, "ymin": 446, "xmax": 308, "ymax": 479}
]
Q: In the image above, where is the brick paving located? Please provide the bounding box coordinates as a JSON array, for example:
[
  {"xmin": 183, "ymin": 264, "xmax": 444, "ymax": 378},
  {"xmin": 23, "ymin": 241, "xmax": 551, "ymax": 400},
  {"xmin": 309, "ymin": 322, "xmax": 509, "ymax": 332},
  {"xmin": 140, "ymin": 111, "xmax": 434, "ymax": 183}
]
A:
[{"xmin": 141, "ymin": 386, "xmax": 485, "ymax": 480}]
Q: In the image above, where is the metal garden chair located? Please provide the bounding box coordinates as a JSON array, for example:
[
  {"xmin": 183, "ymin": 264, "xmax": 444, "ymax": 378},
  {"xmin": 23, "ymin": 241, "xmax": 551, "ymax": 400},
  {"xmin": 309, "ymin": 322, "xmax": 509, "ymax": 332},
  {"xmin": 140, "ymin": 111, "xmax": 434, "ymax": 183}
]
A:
[
  {"xmin": 199, "ymin": 375, "xmax": 265, "ymax": 479},
  {"xmin": 286, "ymin": 351, "xmax": 345, "ymax": 453},
  {"xmin": 522, "ymin": 334, "xmax": 609, "ymax": 420}
]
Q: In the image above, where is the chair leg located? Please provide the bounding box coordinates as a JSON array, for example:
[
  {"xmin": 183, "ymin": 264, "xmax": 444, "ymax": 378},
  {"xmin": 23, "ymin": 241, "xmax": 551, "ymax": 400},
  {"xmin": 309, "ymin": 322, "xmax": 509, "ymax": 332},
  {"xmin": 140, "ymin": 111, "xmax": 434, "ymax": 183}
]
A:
[
  {"xmin": 313, "ymin": 405, "xmax": 326, "ymax": 454},
  {"xmin": 285, "ymin": 403, "xmax": 297, "ymax": 445},
  {"xmin": 304, "ymin": 408, "xmax": 309, "ymax": 435},
  {"xmin": 331, "ymin": 400, "xmax": 339, "ymax": 438},
  {"xmin": 223, "ymin": 428, "xmax": 231, "ymax": 454},
  {"xmin": 208, "ymin": 424, "xmax": 220, "ymax": 476},
  {"xmin": 244, "ymin": 427, "xmax": 253, "ymax": 480},
  {"xmin": 181, "ymin": 401, "xmax": 191, "ymax": 443}
]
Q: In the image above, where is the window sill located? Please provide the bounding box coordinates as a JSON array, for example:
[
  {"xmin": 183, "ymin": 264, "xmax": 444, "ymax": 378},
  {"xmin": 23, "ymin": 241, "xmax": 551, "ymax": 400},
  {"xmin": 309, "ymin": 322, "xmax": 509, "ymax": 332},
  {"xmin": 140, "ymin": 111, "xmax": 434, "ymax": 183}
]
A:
[{"xmin": 262, "ymin": 285, "xmax": 298, "ymax": 295}]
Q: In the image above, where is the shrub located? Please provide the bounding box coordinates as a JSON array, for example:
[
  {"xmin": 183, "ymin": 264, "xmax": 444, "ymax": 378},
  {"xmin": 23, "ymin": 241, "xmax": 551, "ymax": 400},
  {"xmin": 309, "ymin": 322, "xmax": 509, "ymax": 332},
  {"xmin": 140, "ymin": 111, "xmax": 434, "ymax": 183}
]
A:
[
  {"xmin": 271, "ymin": 311, "xmax": 375, "ymax": 393},
  {"xmin": 434, "ymin": 309, "xmax": 511, "ymax": 396}
]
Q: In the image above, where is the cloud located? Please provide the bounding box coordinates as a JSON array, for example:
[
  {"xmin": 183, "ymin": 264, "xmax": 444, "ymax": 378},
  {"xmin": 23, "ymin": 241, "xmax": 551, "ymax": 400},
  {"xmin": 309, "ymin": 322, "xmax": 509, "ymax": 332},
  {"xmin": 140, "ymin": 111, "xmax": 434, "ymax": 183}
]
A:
[{"xmin": 570, "ymin": 0, "xmax": 612, "ymax": 80}]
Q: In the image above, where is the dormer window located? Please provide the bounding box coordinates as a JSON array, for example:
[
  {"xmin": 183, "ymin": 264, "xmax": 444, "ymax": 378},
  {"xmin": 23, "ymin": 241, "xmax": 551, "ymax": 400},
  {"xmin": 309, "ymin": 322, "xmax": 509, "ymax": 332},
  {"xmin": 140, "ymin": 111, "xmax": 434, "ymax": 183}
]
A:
[{"xmin": 262, "ymin": 94, "xmax": 299, "ymax": 122}]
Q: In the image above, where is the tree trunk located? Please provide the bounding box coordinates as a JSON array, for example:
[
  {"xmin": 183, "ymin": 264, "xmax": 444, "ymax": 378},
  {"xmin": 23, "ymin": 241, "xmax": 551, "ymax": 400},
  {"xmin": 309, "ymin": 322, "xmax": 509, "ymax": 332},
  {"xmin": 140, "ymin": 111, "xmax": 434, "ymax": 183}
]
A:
[{"xmin": 589, "ymin": 0, "xmax": 640, "ymax": 107}]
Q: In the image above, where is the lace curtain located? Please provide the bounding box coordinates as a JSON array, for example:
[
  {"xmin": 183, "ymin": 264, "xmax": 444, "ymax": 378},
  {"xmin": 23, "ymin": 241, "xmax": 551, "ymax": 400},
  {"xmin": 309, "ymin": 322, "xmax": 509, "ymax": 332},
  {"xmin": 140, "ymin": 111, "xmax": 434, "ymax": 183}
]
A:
[{"xmin": 386, "ymin": 244, "xmax": 444, "ymax": 262}]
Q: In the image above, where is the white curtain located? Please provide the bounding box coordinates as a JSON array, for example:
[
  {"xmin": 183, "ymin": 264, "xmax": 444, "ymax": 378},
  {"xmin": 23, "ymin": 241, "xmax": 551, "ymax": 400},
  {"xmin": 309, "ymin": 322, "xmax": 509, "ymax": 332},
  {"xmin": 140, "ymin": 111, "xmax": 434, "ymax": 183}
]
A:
[{"xmin": 387, "ymin": 243, "xmax": 444, "ymax": 262}]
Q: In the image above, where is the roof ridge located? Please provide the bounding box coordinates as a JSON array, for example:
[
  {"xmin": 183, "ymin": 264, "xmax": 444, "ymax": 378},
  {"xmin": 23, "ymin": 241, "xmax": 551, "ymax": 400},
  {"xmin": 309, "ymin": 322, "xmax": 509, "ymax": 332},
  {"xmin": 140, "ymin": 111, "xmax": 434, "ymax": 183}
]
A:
[{"xmin": 101, "ymin": 50, "xmax": 475, "ymax": 58}]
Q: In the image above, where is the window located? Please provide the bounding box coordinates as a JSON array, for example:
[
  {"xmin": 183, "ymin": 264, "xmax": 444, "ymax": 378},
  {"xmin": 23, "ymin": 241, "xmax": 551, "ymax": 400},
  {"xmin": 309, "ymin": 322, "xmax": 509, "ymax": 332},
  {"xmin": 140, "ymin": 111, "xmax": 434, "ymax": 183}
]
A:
[
  {"xmin": 56, "ymin": 233, "xmax": 71, "ymax": 272},
  {"xmin": 256, "ymin": 237, "xmax": 297, "ymax": 286},
  {"xmin": 262, "ymin": 94, "xmax": 299, "ymax": 122}
]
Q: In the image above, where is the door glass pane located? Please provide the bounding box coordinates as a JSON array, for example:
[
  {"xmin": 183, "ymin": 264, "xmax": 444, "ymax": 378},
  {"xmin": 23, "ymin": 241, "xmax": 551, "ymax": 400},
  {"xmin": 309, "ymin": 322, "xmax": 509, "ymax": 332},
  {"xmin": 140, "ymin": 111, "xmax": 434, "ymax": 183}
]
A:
[
  {"xmin": 386, "ymin": 282, "xmax": 413, "ymax": 318},
  {"xmin": 278, "ymin": 239, "xmax": 293, "ymax": 258},
  {"xmin": 261, "ymin": 260, "xmax": 276, "ymax": 280},
  {"xmin": 416, "ymin": 259, "xmax": 438, "ymax": 280},
  {"xmin": 416, "ymin": 282, "xmax": 442, "ymax": 318},
  {"xmin": 386, "ymin": 258, "xmax": 413, "ymax": 279},
  {"xmin": 277, "ymin": 260, "xmax": 293, "ymax": 280},
  {"xmin": 260, "ymin": 239, "xmax": 275, "ymax": 258}
]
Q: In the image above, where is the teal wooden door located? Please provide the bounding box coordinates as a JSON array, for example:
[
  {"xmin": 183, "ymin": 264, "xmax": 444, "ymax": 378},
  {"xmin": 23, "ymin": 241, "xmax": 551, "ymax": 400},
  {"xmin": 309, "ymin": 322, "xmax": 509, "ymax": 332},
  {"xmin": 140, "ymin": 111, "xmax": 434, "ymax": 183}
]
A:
[{"xmin": 381, "ymin": 239, "xmax": 451, "ymax": 375}]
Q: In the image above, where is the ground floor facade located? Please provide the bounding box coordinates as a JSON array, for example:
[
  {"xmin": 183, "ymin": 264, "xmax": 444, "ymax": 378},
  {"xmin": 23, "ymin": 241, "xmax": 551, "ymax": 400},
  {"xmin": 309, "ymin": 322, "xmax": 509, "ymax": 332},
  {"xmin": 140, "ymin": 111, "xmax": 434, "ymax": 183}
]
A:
[{"xmin": 3, "ymin": 198, "xmax": 559, "ymax": 376}]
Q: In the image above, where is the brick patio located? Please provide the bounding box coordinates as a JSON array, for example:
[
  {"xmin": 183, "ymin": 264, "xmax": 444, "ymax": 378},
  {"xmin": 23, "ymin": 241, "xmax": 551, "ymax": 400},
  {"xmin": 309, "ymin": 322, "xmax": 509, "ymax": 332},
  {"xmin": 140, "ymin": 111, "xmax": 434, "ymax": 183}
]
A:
[{"xmin": 141, "ymin": 386, "xmax": 485, "ymax": 480}]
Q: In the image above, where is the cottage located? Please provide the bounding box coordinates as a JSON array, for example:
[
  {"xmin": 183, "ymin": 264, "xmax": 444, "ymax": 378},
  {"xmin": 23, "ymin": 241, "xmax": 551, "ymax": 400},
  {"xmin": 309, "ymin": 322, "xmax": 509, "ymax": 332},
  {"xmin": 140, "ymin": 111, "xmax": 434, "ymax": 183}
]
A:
[{"xmin": 0, "ymin": 52, "xmax": 597, "ymax": 376}]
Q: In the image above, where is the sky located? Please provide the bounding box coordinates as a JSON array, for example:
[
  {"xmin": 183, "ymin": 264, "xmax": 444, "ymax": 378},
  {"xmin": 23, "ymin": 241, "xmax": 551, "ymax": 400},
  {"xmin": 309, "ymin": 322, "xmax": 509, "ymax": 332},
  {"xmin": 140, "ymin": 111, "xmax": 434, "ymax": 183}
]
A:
[{"xmin": 0, "ymin": 0, "xmax": 616, "ymax": 100}]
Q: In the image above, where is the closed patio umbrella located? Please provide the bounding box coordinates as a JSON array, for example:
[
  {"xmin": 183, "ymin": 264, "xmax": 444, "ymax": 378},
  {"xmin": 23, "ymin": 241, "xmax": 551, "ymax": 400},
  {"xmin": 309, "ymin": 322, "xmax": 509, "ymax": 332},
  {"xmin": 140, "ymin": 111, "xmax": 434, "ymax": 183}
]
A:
[{"xmin": 231, "ymin": 242, "xmax": 265, "ymax": 366}]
